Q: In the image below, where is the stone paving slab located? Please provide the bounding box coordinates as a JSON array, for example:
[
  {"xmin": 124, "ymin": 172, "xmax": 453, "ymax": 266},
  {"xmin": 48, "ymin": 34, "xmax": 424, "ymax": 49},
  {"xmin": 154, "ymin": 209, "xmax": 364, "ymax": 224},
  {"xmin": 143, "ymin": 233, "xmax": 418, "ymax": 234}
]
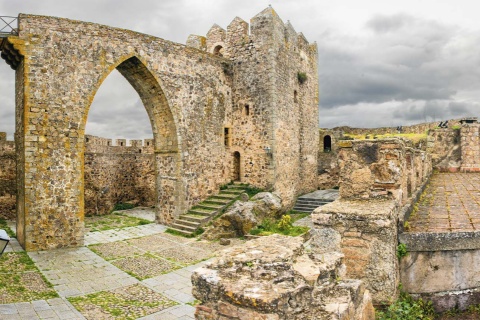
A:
[
  {"xmin": 28, "ymin": 247, "xmax": 139, "ymax": 297},
  {"xmin": 84, "ymin": 223, "xmax": 167, "ymax": 245},
  {"xmin": 0, "ymin": 219, "xmax": 217, "ymax": 319},
  {"xmin": 0, "ymin": 298, "xmax": 86, "ymax": 319},
  {"xmin": 298, "ymin": 189, "xmax": 339, "ymax": 201},
  {"xmin": 120, "ymin": 207, "xmax": 157, "ymax": 222},
  {"xmin": 407, "ymin": 173, "xmax": 480, "ymax": 233}
]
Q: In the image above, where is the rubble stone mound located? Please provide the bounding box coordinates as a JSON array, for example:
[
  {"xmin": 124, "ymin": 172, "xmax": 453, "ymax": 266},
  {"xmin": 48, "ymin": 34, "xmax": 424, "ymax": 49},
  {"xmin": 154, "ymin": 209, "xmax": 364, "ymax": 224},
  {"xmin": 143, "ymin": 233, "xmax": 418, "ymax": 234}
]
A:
[
  {"xmin": 202, "ymin": 192, "xmax": 282, "ymax": 240},
  {"xmin": 192, "ymin": 233, "xmax": 375, "ymax": 319}
]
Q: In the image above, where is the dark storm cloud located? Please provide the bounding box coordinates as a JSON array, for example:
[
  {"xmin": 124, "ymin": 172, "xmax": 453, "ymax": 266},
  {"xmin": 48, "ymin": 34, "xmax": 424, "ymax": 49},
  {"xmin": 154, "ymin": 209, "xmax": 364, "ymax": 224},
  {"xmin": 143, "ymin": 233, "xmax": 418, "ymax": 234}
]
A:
[{"xmin": 318, "ymin": 14, "xmax": 471, "ymax": 109}]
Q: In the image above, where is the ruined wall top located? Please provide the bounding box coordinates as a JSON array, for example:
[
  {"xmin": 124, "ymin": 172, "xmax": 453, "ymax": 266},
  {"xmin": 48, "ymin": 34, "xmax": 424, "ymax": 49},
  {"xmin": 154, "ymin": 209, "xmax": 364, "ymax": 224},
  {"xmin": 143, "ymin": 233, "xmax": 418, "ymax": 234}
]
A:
[{"xmin": 186, "ymin": 6, "xmax": 317, "ymax": 59}]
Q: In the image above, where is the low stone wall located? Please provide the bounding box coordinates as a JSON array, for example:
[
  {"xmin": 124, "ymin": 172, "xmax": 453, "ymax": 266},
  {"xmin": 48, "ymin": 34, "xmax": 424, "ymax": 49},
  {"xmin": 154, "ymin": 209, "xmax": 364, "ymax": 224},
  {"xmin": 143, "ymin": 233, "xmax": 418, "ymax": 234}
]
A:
[
  {"xmin": 460, "ymin": 123, "xmax": 480, "ymax": 172},
  {"xmin": 399, "ymin": 231, "xmax": 480, "ymax": 312},
  {"xmin": 192, "ymin": 233, "xmax": 375, "ymax": 319},
  {"xmin": 312, "ymin": 138, "xmax": 432, "ymax": 305},
  {"xmin": 313, "ymin": 200, "xmax": 399, "ymax": 304}
]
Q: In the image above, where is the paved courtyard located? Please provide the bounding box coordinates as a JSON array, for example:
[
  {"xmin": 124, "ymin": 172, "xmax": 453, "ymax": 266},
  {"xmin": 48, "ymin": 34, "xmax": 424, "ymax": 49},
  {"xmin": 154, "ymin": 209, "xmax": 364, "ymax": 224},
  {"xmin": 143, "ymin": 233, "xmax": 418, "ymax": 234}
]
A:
[
  {"xmin": 406, "ymin": 172, "xmax": 480, "ymax": 233},
  {"xmin": 0, "ymin": 208, "xmax": 239, "ymax": 319}
]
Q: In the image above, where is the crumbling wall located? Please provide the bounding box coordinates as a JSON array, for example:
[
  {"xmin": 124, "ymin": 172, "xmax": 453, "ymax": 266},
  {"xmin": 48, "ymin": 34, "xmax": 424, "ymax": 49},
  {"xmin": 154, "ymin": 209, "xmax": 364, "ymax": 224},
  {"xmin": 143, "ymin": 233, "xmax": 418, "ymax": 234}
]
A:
[
  {"xmin": 0, "ymin": 134, "xmax": 15, "ymax": 220},
  {"xmin": 427, "ymin": 128, "xmax": 461, "ymax": 169},
  {"xmin": 318, "ymin": 129, "xmax": 341, "ymax": 189},
  {"xmin": 460, "ymin": 123, "xmax": 480, "ymax": 172},
  {"xmin": 313, "ymin": 138, "xmax": 432, "ymax": 304}
]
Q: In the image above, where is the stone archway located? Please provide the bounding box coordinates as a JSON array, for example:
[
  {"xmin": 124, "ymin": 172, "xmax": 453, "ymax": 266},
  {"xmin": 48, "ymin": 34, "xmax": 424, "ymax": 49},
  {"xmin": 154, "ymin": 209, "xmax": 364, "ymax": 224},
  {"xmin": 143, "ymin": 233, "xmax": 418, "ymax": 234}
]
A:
[{"xmin": 81, "ymin": 56, "xmax": 182, "ymax": 226}]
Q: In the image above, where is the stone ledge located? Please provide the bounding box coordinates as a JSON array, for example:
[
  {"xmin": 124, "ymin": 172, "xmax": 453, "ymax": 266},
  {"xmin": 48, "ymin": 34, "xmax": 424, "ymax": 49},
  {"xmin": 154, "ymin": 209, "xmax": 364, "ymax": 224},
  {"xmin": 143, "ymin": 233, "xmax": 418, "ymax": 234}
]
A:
[
  {"xmin": 313, "ymin": 199, "xmax": 398, "ymax": 223},
  {"xmin": 400, "ymin": 231, "xmax": 480, "ymax": 251}
]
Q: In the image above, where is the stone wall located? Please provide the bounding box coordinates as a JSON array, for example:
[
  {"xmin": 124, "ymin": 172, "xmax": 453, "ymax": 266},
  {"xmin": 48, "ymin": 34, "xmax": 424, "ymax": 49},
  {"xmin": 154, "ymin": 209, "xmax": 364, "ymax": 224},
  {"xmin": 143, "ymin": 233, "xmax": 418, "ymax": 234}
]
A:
[
  {"xmin": 333, "ymin": 119, "xmax": 463, "ymax": 136},
  {"xmin": 313, "ymin": 138, "xmax": 432, "ymax": 304},
  {"xmin": 83, "ymin": 135, "xmax": 155, "ymax": 216},
  {"xmin": 0, "ymin": 133, "xmax": 15, "ymax": 220},
  {"xmin": 0, "ymin": 134, "xmax": 156, "ymax": 219},
  {"xmin": 427, "ymin": 128, "xmax": 461, "ymax": 169},
  {"xmin": 460, "ymin": 123, "xmax": 480, "ymax": 172},
  {"xmin": 317, "ymin": 129, "xmax": 341, "ymax": 189}
]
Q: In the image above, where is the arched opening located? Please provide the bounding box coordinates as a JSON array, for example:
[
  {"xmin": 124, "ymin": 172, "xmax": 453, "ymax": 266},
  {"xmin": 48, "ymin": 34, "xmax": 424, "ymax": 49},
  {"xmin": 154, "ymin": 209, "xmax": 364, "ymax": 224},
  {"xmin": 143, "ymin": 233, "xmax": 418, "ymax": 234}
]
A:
[
  {"xmin": 213, "ymin": 45, "xmax": 224, "ymax": 57},
  {"xmin": 324, "ymin": 135, "xmax": 332, "ymax": 152},
  {"xmin": 233, "ymin": 151, "xmax": 241, "ymax": 182},
  {"xmin": 82, "ymin": 56, "xmax": 181, "ymax": 224},
  {"xmin": 84, "ymin": 67, "xmax": 154, "ymax": 216}
]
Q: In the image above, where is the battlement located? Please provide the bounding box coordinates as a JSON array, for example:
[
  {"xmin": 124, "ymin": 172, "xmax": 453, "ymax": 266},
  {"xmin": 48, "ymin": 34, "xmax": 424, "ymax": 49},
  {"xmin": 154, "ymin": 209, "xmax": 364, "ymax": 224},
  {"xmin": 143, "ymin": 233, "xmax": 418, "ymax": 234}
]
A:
[
  {"xmin": 186, "ymin": 6, "xmax": 317, "ymax": 59},
  {"xmin": 84, "ymin": 134, "xmax": 153, "ymax": 148}
]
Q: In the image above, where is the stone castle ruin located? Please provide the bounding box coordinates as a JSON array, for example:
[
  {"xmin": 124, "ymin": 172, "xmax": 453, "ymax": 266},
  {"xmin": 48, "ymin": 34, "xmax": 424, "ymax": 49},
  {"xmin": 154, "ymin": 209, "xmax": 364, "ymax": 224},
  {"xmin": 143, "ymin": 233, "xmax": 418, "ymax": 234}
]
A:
[
  {"xmin": 3, "ymin": 6, "xmax": 480, "ymax": 319},
  {"xmin": 1, "ymin": 7, "xmax": 318, "ymax": 251}
]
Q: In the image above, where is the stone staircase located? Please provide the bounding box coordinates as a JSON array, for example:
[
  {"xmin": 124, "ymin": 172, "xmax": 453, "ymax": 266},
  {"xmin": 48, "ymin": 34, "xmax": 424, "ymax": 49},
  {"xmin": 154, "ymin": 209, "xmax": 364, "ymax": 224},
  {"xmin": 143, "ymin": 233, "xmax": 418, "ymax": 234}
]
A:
[
  {"xmin": 168, "ymin": 183, "xmax": 247, "ymax": 237},
  {"xmin": 293, "ymin": 189, "xmax": 339, "ymax": 213}
]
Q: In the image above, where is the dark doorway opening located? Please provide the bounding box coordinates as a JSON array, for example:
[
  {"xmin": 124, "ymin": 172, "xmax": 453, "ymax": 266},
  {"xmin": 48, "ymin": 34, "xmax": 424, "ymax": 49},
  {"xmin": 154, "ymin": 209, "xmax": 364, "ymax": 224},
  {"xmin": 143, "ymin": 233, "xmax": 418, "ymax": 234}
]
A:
[
  {"xmin": 324, "ymin": 135, "xmax": 332, "ymax": 152},
  {"xmin": 233, "ymin": 151, "xmax": 241, "ymax": 181}
]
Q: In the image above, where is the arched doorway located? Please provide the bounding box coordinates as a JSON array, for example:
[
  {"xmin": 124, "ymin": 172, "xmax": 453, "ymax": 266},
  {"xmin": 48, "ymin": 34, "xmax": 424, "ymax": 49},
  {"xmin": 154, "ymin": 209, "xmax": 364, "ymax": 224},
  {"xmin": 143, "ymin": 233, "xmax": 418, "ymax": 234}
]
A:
[
  {"xmin": 324, "ymin": 135, "xmax": 332, "ymax": 152},
  {"xmin": 233, "ymin": 151, "xmax": 241, "ymax": 182}
]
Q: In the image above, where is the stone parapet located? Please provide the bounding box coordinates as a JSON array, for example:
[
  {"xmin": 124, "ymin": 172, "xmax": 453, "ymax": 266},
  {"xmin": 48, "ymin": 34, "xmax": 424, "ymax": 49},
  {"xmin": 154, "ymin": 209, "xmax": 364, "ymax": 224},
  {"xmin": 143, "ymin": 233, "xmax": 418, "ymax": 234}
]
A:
[{"xmin": 460, "ymin": 123, "xmax": 480, "ymax": 171}]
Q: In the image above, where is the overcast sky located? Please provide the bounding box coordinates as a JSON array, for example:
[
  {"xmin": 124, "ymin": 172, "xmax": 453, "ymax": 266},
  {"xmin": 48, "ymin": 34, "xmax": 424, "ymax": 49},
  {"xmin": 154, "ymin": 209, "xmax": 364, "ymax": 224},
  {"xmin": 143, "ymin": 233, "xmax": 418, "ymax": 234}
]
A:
[{"xmin": 1, "ymin": 0, "xmax": 480, "ymax": 140}]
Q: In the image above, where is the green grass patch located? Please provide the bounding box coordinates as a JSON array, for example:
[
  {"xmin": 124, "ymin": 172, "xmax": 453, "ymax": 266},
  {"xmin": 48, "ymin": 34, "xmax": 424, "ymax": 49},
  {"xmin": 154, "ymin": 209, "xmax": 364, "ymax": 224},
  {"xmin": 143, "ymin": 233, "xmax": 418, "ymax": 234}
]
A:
[
  {"xmin": 376, "ymin": 290, "xmax": 434, "ymax": 320},
  {"xmin": 249, "ymin": 215, "xmax": 309, "ymax": 237},
  {"xmin": 112, "ymin": 203, "xmax": 136, "ymax": 211},
  {"xmin": 0, "ymin": 218, "xmax": 15, "ymax": 238},
  {"xmin": 243, "ymin": 186, "xmax": 264, "ymax": 198},
  {"xmin": 85, "ymin": 212, "xmax": 152, "ymax": 232},
  {"xmin": 0, "ymin": 252, "xmax": 58, "ymax": 303}
]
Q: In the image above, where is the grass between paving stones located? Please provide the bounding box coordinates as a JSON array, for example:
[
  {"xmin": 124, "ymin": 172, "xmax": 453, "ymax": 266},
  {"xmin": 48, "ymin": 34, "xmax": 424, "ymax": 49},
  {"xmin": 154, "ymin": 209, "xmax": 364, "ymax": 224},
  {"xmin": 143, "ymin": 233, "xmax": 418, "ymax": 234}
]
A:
[
  {"xmin": 0, "ymin": 252, "xmax": 58, "ymax": 303},
  {"xmin": 111, "ymin": 253, "xmax": 181, "ymax": 280},
  {"xmin": 0, "ymin": 218, "xmax": 15, "ymax": 238},
  {"xmin": 85, "ymin": 212, "xmax": 151, "ymax": 232},
  {"xmin": 68, "ymin": 283, "xmax": 177, "ymax": 320}
]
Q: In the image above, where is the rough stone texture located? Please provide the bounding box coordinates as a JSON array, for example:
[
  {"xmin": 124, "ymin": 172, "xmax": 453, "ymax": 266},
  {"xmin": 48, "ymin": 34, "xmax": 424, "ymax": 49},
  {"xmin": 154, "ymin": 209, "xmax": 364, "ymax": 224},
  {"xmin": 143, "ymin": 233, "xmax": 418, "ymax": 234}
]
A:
[
  {"xmin": 192, "ymin": 234, "xmax": 375, "ymax": 319},
  {"xmin": 317, "ymin": 129, "xmax": 341, "ymax": 189},
  {"xmin": 338, "ymin": 139, "xmax": 431, "ymax": 206},
  {"xmin": 202, "ymin": 192, "xmax": 282, "ymax": 240},
  {"xmin": 312, "ymin": 199, "xmax": 399, "ymax": 304},
  {"xmin": 83, "ymin": 135, "xmax": 155, "ymax": 215},
  {"xmin": 1, "ymin": 8, "xmax": 318, "ymax": 250},
  {"xmin": 0, "ymin": 133, "xmax": 16, "ymax": 219},
  {"xmin": 426, "ymin": 128, "xmax": 461, "ymax": 169},
  {"xmin": 460, "ymin": 123, "xmax": 480, "ymax": 172}
]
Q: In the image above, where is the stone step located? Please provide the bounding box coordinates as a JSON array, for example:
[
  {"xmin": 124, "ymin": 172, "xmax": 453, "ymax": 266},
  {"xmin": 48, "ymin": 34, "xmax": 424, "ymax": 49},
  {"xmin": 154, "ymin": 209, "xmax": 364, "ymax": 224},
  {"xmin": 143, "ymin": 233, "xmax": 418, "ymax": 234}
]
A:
[
  {"xmin": 228, "ymin": 184, "xmax": 248, "ymax": 190},
  {"xmin": 182, "ymin": 213, "xmax": 212, "ymax": 221},
  {"xmin": 170, "ymin": 222, "xmax": 197, "ymax": 232},
  {"xmin": 175, "ymin": 218, "xmax": 201, "ymax": 228},
  {"xmin": 293, "ymin": 205, "xmax": 323, "ymax": 211},
  {"xmin": 298, "ymin": 198, "xmax": 335, "ymax": 203},
  {"xmin": 167, "ymin": 227, "xmax": 194, "ymax": 237},
  {"xmin": 188, "ymin": 209, "xmax": 216, "ymax": 217},
  {"xmin": 197, "ymin": 203, "xmax": 225, "ymax": 210},
  {"xmin": 221, "ymin": 189, "xmax": 245, "ymax": 195},
  {"xmin": 205, "ymin": 198, "xmax": 231, "ymax": 205},
  {"xmin": 215, "ymin": 193, "xmax": 240, "ymax": 199},
  {"xmin": 296, "ymin": 199, "xmax": 331, "ymax": 205}
]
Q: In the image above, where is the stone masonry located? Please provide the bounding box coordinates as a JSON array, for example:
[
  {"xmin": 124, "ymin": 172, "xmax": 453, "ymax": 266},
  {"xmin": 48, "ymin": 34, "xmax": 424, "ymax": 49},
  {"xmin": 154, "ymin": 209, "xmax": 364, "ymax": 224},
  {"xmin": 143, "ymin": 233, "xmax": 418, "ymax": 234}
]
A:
[
  {"xmin": 0, "ymin": 133, "xmax": 156, "ymax": 219},
  {"xmin": 1, "ymin": 7, "xmax": 319, "ymax": 250}
]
